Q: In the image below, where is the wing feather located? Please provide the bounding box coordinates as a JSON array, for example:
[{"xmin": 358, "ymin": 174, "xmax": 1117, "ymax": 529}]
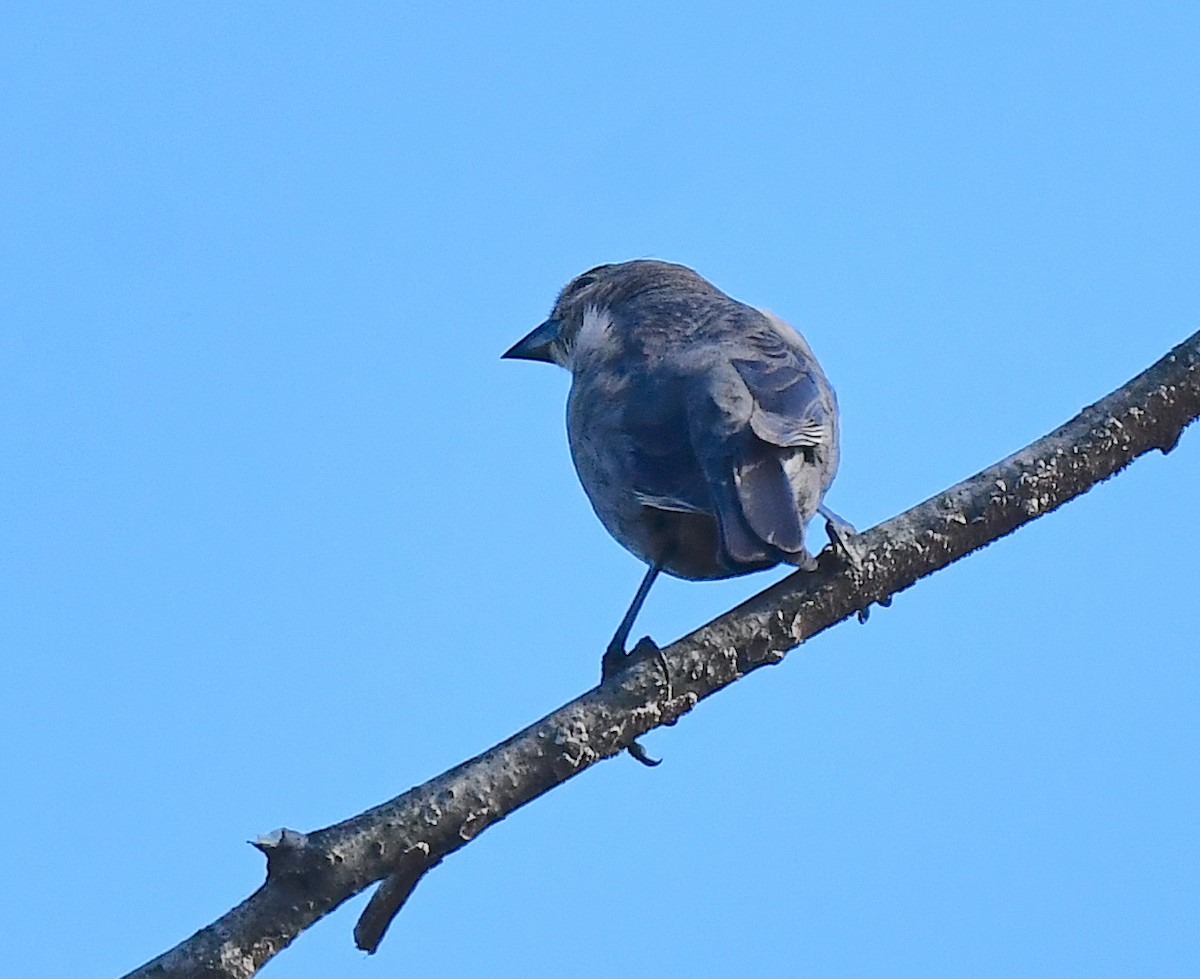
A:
[{"xmin": 687, "ymin": 308, "xmax": 838, "ymax": 567}]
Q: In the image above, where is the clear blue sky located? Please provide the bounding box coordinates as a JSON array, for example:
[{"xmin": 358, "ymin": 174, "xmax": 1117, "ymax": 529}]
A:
[{"xmin": 3, "ymin": 4, "xmax": 1198, "ymax": 977}]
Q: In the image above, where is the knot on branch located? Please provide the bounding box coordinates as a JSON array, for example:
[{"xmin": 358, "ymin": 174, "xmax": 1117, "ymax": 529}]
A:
[{"xmin": 250, "ymin": 828, "xmax": 330, "ymax": 880}]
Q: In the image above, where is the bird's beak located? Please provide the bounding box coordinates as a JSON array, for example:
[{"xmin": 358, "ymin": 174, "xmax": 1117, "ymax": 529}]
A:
[{"xmin": 502, "ymin": 318, "xmax": 560, "ymax": 363}]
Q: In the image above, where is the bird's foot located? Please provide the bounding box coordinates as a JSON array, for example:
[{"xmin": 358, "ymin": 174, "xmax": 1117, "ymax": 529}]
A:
[
  {"xmin": 601, "ymin": 635, "xmax": 666, "ymax": 684},
  {"xmin": 819, "ymin": 505, "xmax": 864, "ymax": 569},
  {"xmin": 794, "ymin": 548, "xmax": 820, "ymax": 572},
  {"xmin": 601, "ymin": 638, "xmax": 631, "ymax": 683},
  {"xmin": 601, "ymin": 636, "xmax": 672, "ymax": 768},
  {"xmin": 626, "ymin": 741, "xmax": 662, "ymax": 767},
  {"xmin": 856, "ymin": 595, "xmax": 893, "ymax": 623}
]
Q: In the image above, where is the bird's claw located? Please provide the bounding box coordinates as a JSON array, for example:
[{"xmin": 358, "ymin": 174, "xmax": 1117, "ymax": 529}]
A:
[
  {"xmin": 819, "ymin": 505, "xmax": 864, "ymax": 569},
  {"xmin": 600, "ymin": 641, "xmax": 628, "ymax": 683},
  {"xmin": 857, "ymin": 595, "xmax": 893, "ymax": 623},
  {"xmin": 601, "ymin": 635, "xmax": 667, "ymax": 684},
  {"xmin": 600, "ymin": 636, "xmax": 672, "ymax": 768},
  {"xmin": 626, "ymin": 741, "xmax": 662, "ymax": 767}
]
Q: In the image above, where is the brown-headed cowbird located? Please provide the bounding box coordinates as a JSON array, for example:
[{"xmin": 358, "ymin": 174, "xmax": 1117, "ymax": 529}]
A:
[{"xmin": 505, "ymin": 260, "xmax": 848, "ymax": 689}]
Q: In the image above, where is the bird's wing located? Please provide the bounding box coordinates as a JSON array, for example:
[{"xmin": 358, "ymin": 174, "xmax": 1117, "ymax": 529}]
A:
[
  {"xmin": 687, "ymin": 312, "xmax": 837, "ymax": 565},
  {"xmin": 729, "ymin": 312, "xmax": 836, "ymax": 451}
]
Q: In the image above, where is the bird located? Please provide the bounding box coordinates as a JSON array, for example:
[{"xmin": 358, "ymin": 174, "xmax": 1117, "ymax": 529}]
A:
[{"xmin": 504, "ymin": 260, "xmax": 850, "ymax": 698}]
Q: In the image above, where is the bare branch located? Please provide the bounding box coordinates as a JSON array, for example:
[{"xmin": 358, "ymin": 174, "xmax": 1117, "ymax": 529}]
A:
[
  {"xmin": 123, "ymin": 330, "xmax": 1200, "ymax": 979},
  {"xmin": 353, "ymin": 844, "xmax": 441, "ymax": 954}
]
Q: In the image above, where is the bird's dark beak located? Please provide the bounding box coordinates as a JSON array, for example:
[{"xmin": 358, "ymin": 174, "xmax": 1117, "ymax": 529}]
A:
[{"xmin": 502, "ymin": 318, "xmax": 560, "ymax": 363}]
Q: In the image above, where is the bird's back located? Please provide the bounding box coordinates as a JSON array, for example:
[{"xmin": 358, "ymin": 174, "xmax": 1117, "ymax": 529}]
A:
[{"xmin": 565, "ymin": 273, "xmax": 838, "ymax": 580}]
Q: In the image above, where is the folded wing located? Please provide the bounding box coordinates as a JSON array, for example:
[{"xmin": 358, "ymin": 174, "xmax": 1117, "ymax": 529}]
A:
[{"xmin": 691, "ymin": 310, "xmax": 838, "ymax": 569}]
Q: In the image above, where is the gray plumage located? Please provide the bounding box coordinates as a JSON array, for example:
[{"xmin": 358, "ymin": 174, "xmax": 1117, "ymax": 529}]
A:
[{"xmin": 504, "ymin": 260, "xmax": 840, "ymax": 583}]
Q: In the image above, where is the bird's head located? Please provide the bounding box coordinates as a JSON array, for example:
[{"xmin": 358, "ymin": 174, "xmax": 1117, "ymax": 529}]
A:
[{"xmin": 502, "ymin": 260, "xmax": 712, "ymax": 370}]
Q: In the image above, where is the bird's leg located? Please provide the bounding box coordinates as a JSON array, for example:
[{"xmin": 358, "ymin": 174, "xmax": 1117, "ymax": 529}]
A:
[
  {"xmin": 601, "ymin": 563, "xmax": 661, "ymax": 681},
  {"xmin": 818, "ymin": 504, "xmax": 864, "ymax": 569},
  {"xmin": 601, "ymin": 563, "xmax": 672, "ymax": 768}
]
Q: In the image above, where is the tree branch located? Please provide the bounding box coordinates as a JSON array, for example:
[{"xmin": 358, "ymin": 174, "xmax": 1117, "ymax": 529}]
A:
[{"xmin": 123, "ymin": 329, "xmax": 1200, "ymax": 979}]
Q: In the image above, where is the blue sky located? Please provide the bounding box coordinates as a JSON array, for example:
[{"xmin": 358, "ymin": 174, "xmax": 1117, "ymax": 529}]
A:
[{"xmin": 3, "ymin": 4, "xmax": 1198, "ymax": 977}]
